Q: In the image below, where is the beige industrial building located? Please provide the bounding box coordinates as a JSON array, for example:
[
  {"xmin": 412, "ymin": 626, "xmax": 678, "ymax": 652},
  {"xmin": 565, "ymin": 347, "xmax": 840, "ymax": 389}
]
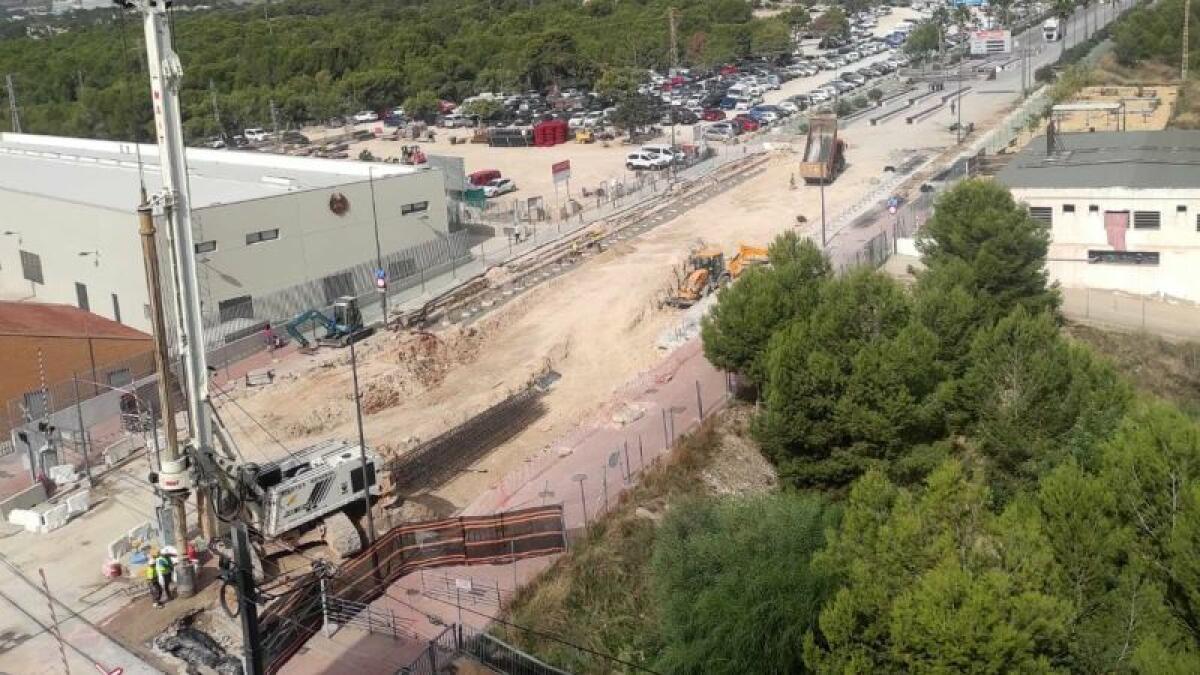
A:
[
  {"xmin": 998, "ymin": 130, "xmax": 1200, "ymax": 304},
  {"xmin": 0, "ymin": 133, "xmax": 465, "ymax": 347}
]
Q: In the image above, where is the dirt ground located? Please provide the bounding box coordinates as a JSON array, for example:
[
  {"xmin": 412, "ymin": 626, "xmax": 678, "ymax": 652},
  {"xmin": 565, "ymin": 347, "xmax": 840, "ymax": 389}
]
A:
[
  {"xmin": 222, "ymin": 127, "xmax": 915, "ymax": 510},
  {"xmin": 1055, "ymin": 84, "xmax": 1178, "ymax": 132}
]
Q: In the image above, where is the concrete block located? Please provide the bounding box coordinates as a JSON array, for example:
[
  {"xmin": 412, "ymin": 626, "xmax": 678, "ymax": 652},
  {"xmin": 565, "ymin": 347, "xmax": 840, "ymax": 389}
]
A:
[
  {"xmin": 0, "ymin": 481, "xmax": 48, "ymax": 519},
  {"xmin": 66, "ymin": 490, "xmax": 90, "ymax": 516},
  {"xmin": 103, "ymin": 436, "xmax": 136, "ymax": 467},
  {"xmin": 108, "ymin": 535, "xmax": 131, "ymax": 561},
  {"xmin": 48, "ymin": 464, "xmax": 79, "ymax": 485},
  {"xmin": 7, "ymin": 508, "xmax": 42, "ymax": 533},
  {"xmin": 41, "ymin": 503, "xmax": 70, "ymax": 532}
]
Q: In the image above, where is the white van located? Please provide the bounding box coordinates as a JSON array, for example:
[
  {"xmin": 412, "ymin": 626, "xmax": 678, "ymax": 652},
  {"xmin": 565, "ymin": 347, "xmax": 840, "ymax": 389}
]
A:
[{"xmin": 641, "ymin": 144, "xmax": 684, "ymax": 164}]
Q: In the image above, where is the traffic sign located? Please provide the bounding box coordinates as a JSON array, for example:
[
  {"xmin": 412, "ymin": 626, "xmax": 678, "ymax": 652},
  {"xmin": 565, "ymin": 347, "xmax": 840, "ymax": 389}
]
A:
[{"xmin": 375, "ymin": 268, "xmax": 387, "ymax": 289}]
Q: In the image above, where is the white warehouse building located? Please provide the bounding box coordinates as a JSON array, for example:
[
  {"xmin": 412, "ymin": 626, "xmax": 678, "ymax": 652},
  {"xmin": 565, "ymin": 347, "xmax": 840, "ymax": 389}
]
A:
[
  {"xmin": 0, "ymin": 133, "xmax": 466, "ymax": 348},
  {"xmin": 997, "ymin": 130, "xmax": 1200, "ymax": 304}
]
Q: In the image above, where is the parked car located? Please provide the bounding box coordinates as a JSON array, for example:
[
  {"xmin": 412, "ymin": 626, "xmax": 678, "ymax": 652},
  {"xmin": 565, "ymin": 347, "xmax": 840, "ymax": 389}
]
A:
[
  {"xmin": 243, "ymin": 128, "xmax": 271, "ymax": 142},
  {"xmin": 778, "ymin": 100, "xmax": 801, "ymax": 114},
  {"xmin": 641, "ymin": 144, "xmax": 685, "ymax": 164},
  {"xmin": 701, "ymin": 108, "xmax": 727, "ymax": 121},
  {"xmin": 483, "ymin": 178, "xmax": 518, "ymax": 197},
  {"xmin": 439, "ymin": 113, "xmax": 472, "ymax": 128},
  {"xmin": 809, "ymin": 89, "xmax": 831, "ymax": 103},
  {"xmin": 703, "ymin": 122, "xmax": 738, "ymax": 140},
  {"xmin": 626, "ymin": 151, "xmax": 671, "ymax": 170},
  {"xmin": 732, "ymin": 115, "xmax": 761, "ymax": 132},
  {"xmin": 353, "ymin": 110, "xmax": 380, "ymax": 123}
]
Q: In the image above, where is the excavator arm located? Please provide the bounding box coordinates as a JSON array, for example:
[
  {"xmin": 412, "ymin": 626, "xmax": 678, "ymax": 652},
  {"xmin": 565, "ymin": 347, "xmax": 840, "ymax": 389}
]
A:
[{"xmin": 285, "ymin": 309, "xmax": 336, "ymax": 349}]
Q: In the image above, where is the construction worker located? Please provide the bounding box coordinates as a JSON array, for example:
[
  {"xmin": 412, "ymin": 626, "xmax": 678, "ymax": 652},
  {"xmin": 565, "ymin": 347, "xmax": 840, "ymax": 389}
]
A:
[
  {"xmin": 145, "ymin": 562, "xmax": 163, "ymax": 608},
  {"xmin": 154, "ymin": 549, "xmax": 174, "ymax": 604}
]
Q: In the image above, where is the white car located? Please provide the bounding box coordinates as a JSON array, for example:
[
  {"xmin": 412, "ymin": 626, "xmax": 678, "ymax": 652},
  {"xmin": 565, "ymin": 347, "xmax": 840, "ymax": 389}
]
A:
[
  {"xmin": 243, "ymin": 128, "xmax": 271, "ymax": 142},
  {"xmin": 626, "ymin": 151, "xmax": 671, "ymax": 171},
  {"xmin": 778, "ymin": 101, "xmax": 800, "ymax": 114},
  {"xmin": 353, "ymin": 110, "xmax": 379, "ymax": 123},
  {"xmin": 641, "ymin": 144, "xmax": 685, "ymax": 164},
  {"xmin": 583, "ymin": 111, "xmax": 605, "ymax": 127},
  {"xmin": 703, "ymin": 122, "xmax": 737, "ymax": 140},
  {"xmin": 568, "ymin": 114, "xmax": 586, "ymax": 130},
  {"xmin": 483, "ymin": 178, "xmax": 517, "ymax": 197},
  {"xmin": 809, "ymin": 89, "xmax": 832, "ymax": 103}
]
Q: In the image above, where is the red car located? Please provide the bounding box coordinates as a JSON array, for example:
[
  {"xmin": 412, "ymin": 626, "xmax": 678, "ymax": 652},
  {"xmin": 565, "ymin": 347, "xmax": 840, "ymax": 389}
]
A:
[
  {"xmin": 701, "ymin": 108, "xmax": 726, "ymax": 122},
  {"xmin": 733, "ymin": 115, "xmax": 760, "ymax": 132}
]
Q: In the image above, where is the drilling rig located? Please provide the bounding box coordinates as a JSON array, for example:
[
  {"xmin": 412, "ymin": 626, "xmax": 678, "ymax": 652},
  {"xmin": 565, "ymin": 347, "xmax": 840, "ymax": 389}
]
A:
[{"xmin": 119, "ymin": 3, "xmax": 378, "ymax": 673}]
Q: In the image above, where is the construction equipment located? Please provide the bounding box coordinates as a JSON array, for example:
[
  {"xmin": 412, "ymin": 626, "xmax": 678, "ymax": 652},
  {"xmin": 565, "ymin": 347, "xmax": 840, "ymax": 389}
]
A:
[
  {"xmin": 574, "ymin": 128, "xmax": 595, "ymax": 143},
  {"xmin": 668, "ymin": 246, "xmax": 730, "ymax": 308},
  {"xmin": 799, "ymin": 114, "xmax": 846, "ymax": 185},
  {"xmin": 727, "ymin": 243, "xmax": 769, "ymax": 279},
  {"xmin": 284, "ymin": 296, "xmax": 374, "ymax": 349}
]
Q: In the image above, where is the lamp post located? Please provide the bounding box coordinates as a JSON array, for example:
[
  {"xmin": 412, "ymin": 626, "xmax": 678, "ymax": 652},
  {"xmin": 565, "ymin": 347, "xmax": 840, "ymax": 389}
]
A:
[{"xmin": 348, "ymin": 339, "xmax": 376, "ymax": 544}]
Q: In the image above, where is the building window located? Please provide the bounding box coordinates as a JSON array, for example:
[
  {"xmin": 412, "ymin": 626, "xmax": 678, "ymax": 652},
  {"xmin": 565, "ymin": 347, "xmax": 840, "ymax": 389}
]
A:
[
  {"xmin": 1089, "ymin": 205, "xmax": 1099, "ymax": 213},
  {"xmin": 75, "ymin": 282, "xmax": 89, "ymax": 311},
  {"xmin": 1028, "ymin": 206, "xmax": 1053, "ymax": 225},
  {"xmin": 112, "ymin": 294, "xmax": 121, "ymax": 324},
  {"xmin": 195, "ymin": 240, "xmax": 218, "ymax": 254},
  {"xmin": 218, "ymin": 295, "xmax": 254, "ymax": 323},
  {"xmin": 1196, "ymin": 213, "xmax": 1200, "ymax": 232},
  {"xmin": 1062, "ymin": 204, "xmax": 1075, "ymax": 213},
  {"xmin": 107, "ymin": 368, "xmax": 133, "ymax": 389},
  {"xmin": 388, "ymin": 258, "xmax": 417, "ymax": 281},
  {"xmin": 245, "ymin": 229, "xmax": 280, "ymax": 245},
  {"xmin": 1088, "ymin": 250, "xmax": 1160, "ymax": 265},
  {"xmin": 19, "ymin": 250, "xmax": 43, "ymax": 284},
  {"xmin": 1133, "ymin": 211, "xmax": 1161, "ymax": 230},
  {"xmin": 401, "ymin": 201, "xmax": 429, "ymax": 215},
  {"xmin": 321, "ymin": 272, "xmax": 356, "ymax": 304},
  {"xmin": 1178, "ymin": 205, "xmax": 1189, "ymax": 213}
]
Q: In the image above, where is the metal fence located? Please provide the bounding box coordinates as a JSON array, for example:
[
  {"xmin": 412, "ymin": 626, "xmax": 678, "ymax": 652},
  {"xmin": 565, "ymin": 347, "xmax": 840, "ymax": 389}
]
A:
[
  {"xmin": 396, "ymin": 625, "xmax": 459, "ymax": 675},
  {"xmin": 260, "ymin": 504, "xmax": 568, "ymax": 673}
]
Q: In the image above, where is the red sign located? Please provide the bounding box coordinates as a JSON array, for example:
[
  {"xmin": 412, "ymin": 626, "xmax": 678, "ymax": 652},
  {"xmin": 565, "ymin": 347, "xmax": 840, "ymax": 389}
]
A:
[{"xmin": 551, "ymin": 160, "xmax": 571, "ymax": 184}]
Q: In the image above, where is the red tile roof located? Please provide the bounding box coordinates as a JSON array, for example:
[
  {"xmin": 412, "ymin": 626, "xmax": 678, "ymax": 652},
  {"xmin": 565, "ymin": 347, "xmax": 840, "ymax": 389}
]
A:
[{"xmin": 0, "ymin": 301, "xmax": 151, "ymax": 340}]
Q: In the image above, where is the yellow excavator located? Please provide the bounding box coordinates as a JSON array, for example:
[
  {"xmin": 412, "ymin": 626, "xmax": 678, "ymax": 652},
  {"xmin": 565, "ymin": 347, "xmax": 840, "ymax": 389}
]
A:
[
  {"xmin": 669, "ymin": 246, "xmax": 730, "ymax": 308},
  {"xmin": 668, "ymin": 243, "xmax": 768, "ymax": 308}
]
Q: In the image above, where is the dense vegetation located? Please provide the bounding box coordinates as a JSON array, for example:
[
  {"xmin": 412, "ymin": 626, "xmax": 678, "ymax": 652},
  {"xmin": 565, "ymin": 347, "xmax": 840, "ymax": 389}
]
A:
[
  {"xmin": 0, "ymin": 0, "xmax": 794, "ymax": 140},
  {"xmin": 506, "ymin": 178, "xmax": 1200, "ymax": 673}
]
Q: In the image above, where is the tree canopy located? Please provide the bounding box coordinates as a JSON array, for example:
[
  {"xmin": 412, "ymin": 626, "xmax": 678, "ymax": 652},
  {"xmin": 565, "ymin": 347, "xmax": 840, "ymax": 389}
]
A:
[{"xmin": 0, "ymin": 0, "xmax": 783, "ymax": 141}]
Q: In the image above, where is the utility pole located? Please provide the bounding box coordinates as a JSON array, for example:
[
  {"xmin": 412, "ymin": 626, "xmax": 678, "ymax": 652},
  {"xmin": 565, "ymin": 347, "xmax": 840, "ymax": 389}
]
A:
[
  {"xmin": 5, "ymin": 74, "xmax": 20, "ymax": 134},
  {"xmin": 1184, "ymin": 0, "xmax": 1191, "ymax": 82},
  {"xmin": 269, "ymin": 99, "xmax": 280, "ymax": 143},
  {"xmin": 668, "ymin": 7, "xmax": 679, "ymax": 72},
  {"xmin": 232, "ymin": 522, "xmax": 265, "ymax": 675},
  {"xmin": 367, "ymin": 167, "xmax": 387, "ymax": 323}
]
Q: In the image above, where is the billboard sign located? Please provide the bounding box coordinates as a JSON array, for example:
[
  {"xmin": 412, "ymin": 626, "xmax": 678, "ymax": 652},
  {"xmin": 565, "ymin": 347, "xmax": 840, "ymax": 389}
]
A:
[
  {"xmin": 551, "ymin": 160, "xmax": 571, "ymax": 184},
  {"xmin": 970, "ymin": 29, "xmax": 1012, "ymax": 56}
]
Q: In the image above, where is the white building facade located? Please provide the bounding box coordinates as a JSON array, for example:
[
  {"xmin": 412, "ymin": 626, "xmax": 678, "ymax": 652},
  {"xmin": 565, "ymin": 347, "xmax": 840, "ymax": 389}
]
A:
[
  {"xmin": 997, "ymin": 130, "xmax": 1200, "ymax": 304},
  {"xmin": 0, "ymin": 133, "xmax": 463, "ymax": 346}
]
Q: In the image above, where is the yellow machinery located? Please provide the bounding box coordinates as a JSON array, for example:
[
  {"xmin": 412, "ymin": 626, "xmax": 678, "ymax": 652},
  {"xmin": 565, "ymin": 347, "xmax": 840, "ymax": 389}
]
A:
[
  {"xmin": 727, "ymin": 244, "xmax": 769, "ymax": 279},
  {"xmin": 575, "ymin": 128, "xmax": 595, "ymax": 143},
  {"xmin": 669, "ymin": 246, "xmax": 730, "ymax": 308}
]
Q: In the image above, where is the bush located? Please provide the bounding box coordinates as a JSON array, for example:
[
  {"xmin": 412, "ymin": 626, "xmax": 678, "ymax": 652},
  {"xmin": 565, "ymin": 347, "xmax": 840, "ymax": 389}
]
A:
[
  {"xmin": 836, "ymin": 99, "xmax": 853, "ymax": 116},
  {"xmin": 851, "ymin": 95, "xmax": 868, "ymax": 110},
  {"xmin": 868, "ymin": 88, "xmax": 884, "ymax": 104}
]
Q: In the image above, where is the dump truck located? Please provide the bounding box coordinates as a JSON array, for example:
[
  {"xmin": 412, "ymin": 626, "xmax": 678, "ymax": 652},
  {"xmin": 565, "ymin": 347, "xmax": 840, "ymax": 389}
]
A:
[
  {"xmin": 799, "ymin": 114, "xmax": 846, "ymax": 185},
  {"xmin": 669, "ymin": 246, "xmax": 730, "ymax": 308},
  {"xmin": 727, "ymin": 244, "xmax": 769, "ymax": 279}
]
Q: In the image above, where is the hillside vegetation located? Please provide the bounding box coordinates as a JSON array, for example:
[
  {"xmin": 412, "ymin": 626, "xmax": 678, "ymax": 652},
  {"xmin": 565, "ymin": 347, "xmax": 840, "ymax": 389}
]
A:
[{"xmin": 0, "ymin": 0, "xmax": 791, "ymax": 140}]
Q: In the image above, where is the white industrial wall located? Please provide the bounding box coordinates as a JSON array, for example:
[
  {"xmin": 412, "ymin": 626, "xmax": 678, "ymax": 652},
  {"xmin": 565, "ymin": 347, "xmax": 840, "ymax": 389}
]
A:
[
  {"xmin": 0, "ymin": 167, "xmax": 449, "ymax": 334},
  {"xmin": 1015, "ymin": 187, "xmax": 1200, "ymax": 304},
  {"xmin": 0, "ymin": 189, "xmax": 150, "ymax": 329},
  {"xmin": 191, "ymin": 168, "xmax": 448, "ymax": 318}
]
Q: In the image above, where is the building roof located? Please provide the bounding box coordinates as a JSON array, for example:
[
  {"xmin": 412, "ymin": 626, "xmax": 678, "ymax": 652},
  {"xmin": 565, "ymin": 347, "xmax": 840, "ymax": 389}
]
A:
[
  {"xmin": 0, "ymin": 301, "xmax": 151, "ymax": 340},
  {"xmin": 996, "ymin": 130, "xmax": 1200, "ymax": 190},
  {"xmin": 0, "ymin": 132, "xmax": 427, "ymax": 213}
]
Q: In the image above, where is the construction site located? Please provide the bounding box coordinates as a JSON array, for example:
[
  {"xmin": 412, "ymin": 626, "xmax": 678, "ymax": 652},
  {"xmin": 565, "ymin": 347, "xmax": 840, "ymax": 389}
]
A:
[{"xmin": 0, "ymin": 0, "xmax": 1145, "ymax": 673}]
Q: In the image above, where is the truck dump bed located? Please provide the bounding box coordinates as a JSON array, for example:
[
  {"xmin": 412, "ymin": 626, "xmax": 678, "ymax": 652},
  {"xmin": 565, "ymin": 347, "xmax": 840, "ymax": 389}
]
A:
[{"xmin": 799, "ymin": 114, "xmax": 844, "ymax": 184}]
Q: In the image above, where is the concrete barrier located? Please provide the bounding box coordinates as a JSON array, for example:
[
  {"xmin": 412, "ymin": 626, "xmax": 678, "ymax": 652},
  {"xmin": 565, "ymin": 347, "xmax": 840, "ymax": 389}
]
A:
[{"xmin": 0, "ymin": 481, "xmax": 47, "ymax": 518}]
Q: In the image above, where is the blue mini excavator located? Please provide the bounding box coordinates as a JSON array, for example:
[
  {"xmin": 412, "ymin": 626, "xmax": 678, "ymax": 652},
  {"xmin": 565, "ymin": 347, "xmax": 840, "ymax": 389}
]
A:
[{"xmin": 284, "ymin": 296, "xmax": 374, "ymax": 349}]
